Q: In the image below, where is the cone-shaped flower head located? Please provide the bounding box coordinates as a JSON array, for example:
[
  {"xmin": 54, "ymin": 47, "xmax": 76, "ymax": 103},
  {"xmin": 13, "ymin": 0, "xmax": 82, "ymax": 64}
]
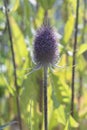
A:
[{"xmin": 33, "ymin": 25, "xmax": 59, "ymax": 67}]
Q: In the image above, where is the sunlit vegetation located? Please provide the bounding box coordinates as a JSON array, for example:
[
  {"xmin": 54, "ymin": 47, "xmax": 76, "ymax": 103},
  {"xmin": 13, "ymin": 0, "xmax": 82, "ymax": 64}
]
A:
[{"xmin": 0, "ymin": 0, "xmax": 87, "ymax": 130}]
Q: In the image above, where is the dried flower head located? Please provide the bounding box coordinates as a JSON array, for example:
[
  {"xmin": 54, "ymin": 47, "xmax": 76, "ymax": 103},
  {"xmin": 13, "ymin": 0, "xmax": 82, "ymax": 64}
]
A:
[{"xmin": 33, "ymin": 25, "xmax": 59, "ymax": 68}]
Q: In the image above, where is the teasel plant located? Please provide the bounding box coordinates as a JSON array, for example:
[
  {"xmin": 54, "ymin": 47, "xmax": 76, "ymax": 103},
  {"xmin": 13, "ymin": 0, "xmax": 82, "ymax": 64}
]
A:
[{"xmin": 26, "ymin": 10, "xmax": 61, "ymax": 130}]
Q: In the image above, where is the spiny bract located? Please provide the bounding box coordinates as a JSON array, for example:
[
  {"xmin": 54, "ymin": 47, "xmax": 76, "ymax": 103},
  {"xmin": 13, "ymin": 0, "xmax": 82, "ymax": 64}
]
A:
[{"xmin": 33, "ymin": 25, "xmax": 59, "ymax": 67}]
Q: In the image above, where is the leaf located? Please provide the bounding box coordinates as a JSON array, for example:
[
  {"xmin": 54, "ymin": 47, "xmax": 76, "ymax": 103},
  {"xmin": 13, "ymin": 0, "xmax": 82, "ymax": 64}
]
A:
[
  {"xmin": 48, "ymin": 0, "xmax": 56, "ymax": 9},
  {"xmin": 9, "ymin": 16, "xmax": 28, "ymax": 64},
  {"xmin": 64, "ymin": 120, "xmax": 69, "ymax": 130},
  {"xmin": 9, "ymin": 16, "xmax": 28, "ymax": 68},
  {"xmin": 48, "ymin": 86, "xmax": 57, "ymax": 130},
  {"xmin": 77, "ymin": 43, "xmax": 87, "ymax": 56},
  {"xmin": 9, "ymin": 16, "xmax": 29, "ymax": 85},
  {"xmin": 21, "ymin": 70, "xmax": 42, "ymax": 129},
  {"xmin": 77, "ymin": 55, "xmax": 86, "ymax": 73},
  {"xmin": 24, "ymin": 0, "xmax": 31, "ymax": 19},
  {"xmin": 2, "ymin": 74, "xmax": 14, "ymax": 95},
  {"xmin": 49, "ymin": 105, "xmax": 66, "ymax": 130},
  {"xmin": 64, "ymin": 116, "xmax": 79, "ymax": 130},
  {"xmin": 57, "ymin": 105, "xmax": 66, "ymax": 125},
  {"xmin": 51, "ymin": 73, "xmax": 71, "ymax": 107},
  {"xmin": 37, "ymin": 0, "xmax": 56, "ymax": 10},
  {"xmin": 59, "ymin": 79, "xmax": 71, "ymax": 103},
  {"xmin": 63, "ymin": 15, "xmax": 75, "ymax": 44},
  {"xmin": 37, "ymin": 0, "xmax": 48, "ymax": 10},
  {"xmin": 11, "ymin": 0, "xmax": 19, "ymax": 12},
  {"xmin": 70, "ymin": 116, "xmax": 79, "ymax": 128}
]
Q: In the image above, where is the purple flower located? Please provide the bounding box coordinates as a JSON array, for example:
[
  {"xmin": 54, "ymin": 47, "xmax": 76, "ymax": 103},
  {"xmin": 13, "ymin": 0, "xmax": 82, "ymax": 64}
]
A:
[{"xmin": 33, "ymin": 25, "xmax": 59, "ymax": 67}]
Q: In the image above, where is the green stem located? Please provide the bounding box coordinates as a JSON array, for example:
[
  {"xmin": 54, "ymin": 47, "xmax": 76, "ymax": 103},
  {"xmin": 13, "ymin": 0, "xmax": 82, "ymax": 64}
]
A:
[{"xmin": 43, "ymin": 66, "xmax": 48, "ymax": 130}]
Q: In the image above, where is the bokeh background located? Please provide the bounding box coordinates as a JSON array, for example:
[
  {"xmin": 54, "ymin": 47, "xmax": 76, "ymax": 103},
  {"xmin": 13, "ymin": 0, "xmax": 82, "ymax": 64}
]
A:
[{"xmin": 0, "ymin": 0, "xmax": 87, "ymax": 130}]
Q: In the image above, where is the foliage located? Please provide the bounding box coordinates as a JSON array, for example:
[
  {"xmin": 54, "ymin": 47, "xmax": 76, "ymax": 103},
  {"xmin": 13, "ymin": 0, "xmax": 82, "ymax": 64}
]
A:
[{"xmin": 0, "ymin": 0, "xmax": 87, "ymax": 130}]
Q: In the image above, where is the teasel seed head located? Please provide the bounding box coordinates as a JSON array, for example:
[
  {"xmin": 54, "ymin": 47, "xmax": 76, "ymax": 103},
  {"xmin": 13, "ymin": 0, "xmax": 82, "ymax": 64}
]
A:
[{"xmin": 33, "ymin": 25, "xmax": 59, "ymax": 67}]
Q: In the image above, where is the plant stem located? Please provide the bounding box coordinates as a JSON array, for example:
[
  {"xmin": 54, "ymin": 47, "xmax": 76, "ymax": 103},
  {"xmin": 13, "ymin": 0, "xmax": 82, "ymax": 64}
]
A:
[
  {"xmin": 78, "ymin": 75, "xmax": 83, "ymax": 111},
  {"xmin": 77, "ymin": 1, "xmax": 86, "ymax": 129},
  {"xmin": 43, "ymin": 10, "xmax": 49, "ymax": 26},
  {"xmin": 43, "ymin": 66, "xmax": 48, "ymax": 130},
  {"xmin": 78, "ymin": 0, "xmax": 86, "ymax": 112},
  {"xmin": 71, "ymin": 0, "xmax": 79, "ymax": 117},
  {"xmin": 4, "ymin": 1, "xmax": 22, "ymax": 130}
]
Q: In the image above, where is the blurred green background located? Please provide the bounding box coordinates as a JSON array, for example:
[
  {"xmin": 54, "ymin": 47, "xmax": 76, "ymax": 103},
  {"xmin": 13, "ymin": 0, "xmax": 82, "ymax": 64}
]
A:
[{"xmin": 0, "ymin": 0, "xmax": 87, "ymax": 130}]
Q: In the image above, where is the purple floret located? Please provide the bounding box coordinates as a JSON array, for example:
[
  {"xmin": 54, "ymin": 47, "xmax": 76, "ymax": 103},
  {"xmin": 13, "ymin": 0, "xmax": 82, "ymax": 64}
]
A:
[{"xmin": 33, "ymin": 25, "xmax": 59, "ymax": 67}]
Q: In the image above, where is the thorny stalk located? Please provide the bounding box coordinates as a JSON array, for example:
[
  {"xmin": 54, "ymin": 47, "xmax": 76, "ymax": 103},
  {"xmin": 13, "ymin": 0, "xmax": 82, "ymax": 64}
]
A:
[
  {"xmin": 43, "ymin": 66, "xmax": 48, "ymax": 130},
  {"xmin": 43, "ymin": 9, "xmax": 49, "ymax": 130},
  {"xmin": 71, "ymin": 0, "xmax": 80, "ymax": 116},
  {"xmin": 4, "ymin": 1, "xmax": 22, "ymax": 130}
]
